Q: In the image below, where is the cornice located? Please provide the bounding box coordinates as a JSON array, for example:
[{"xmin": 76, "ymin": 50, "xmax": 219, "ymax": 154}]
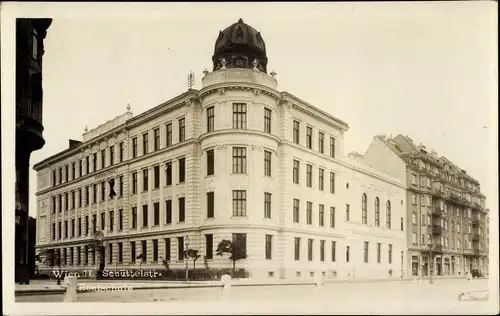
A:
[
  {"xmin": 198, "ymin": 82, "xmax": 281, "ymax": 102},
  {"xmin": 198, "ymin": 128, "xmax": 281, "ymax": 143}
]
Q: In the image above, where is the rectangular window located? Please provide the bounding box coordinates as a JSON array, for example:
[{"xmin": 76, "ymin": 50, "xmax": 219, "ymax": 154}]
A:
[
  {"xmin": 364, "ymin": 241, "xmax": 369, "ymax": 263},
  {"xmin": 166, "ymin": 162, "xmax": 172, "ymax": 186},
  {"xmin": 178, "ymin": 158, "xmax": 186, "ymax": 183},
  {"xmin": 164, "ymin": 238, "xmax": 171, "ymax": 261},
  {"xmin": 130, "ymin": 241, "xmax": 136, "ymax": 263},
  {"xmin": 153, "ymin": 239, "xmax": 158, "ymax": 262},
  {"xmin": 110, "ymin": 146, "xmax": 114, "ymax": 166},
  {"xmin": 153, "ymin": 165, "xmax": 160, "ymax": 189},
  {"xmin": 108, "ymin": 244, "xmax": 113, "ymax": 264},
  {"xmin": 58, "ymin": 221, "xmax": 61, "ymax": 239},
  {"xmin": 118, "ymin": 209, "xmax": 123, "ymax": 230},
  {"xmin": 92, "ymin": 185, "xmax": 97, "ymax": 203},
  {"xmin": 109, "ymin": 210, "xmax": 114, "ymax": 231},
  {"xmin": 388, "ymin": 244, "xmax": 393, "ymax": 264},
  {"xmin": 207, "ymin": 192, "xmax": 215, "ymax": 218},
  {"xmin": 99, "ymin": 212, "xmax": 105, "ymax": 231},
  {"xmin": 307, "ymin": 239, "xmax": 313, "ymax": 261},
  {"xmin": 293, "ymin": 199, "xmax": 300, "ymax": 223},
  {"xmin": 264, "ymin": 192, "xmax": 272, "ymax": 219},
  {"xmin": 154, "ymin": 128, "xmax": 160, "ymax": 151},
  {"xmin": 59, "ymin": 195, "xmax": 62, "ymax": 212},
  {"xmin": 119, "ymin": 175, "xmax": 123, "ymax": 196},
  {"xmin": 59, "ymin": 167, "xmax": 63, "ymax": 184},
  {"xmin": 178, "ymin": 237, "xmax": 185, "ymax": 260},
  {"xmin": 118, "ymin": 243, "xmax": 123, "ymax": 263},
  {"xmin": 71, "ymin": 219, "xmax": 75, "ymax": 237},
  {"xmin": 86, "ymin": 157, "xmax": 90, "ymax": 174},
  {"xmin": 100, "ymin": 181, "xmax": 106, "ymax": 201},
  {"xmin": 141, "ymin": 240, "xmax": 147, "ymax": 262},
  {"xmin": 143, "ymin": 169, "xmax": 149, "ymax": 192},
  {"xmin": 77, "ymin": 217, "xmax": 81, "ymax": 236},
  {"xmin": 330, "ymin": 137, "xmax": 336, "ymax": 158},
  {"xmin": 119, "ymin": 142, "xmax": 124, "ymax": 162},
  {"xmin": 320, "ymin": 240, "xmax": 325, "ymax": 262},
  {"xmin": 207, "ymin": 106, "xmax": 215, "ymax": 132},
  {"xmin": 153, "ymin": 202, "xmax": 160, "ymax": 226},
  {"xmin": 232, "ymin": 233, "xmax": 247, "ymax": 255},
  {"xmin": 330, "ymin": 207, "xmax": 336, "ymax": 228},
  {"xmin": 330, "ymin": 172, "xmax": 336, "ymax": 194},
  {"xmin": 265, "ymin": 234, "xmax": 273, "ymax": 260},
  {"xmin": 101, "ymin": 149, "xmax": 106, "ymax": 169},
  {"xmin": 232, "ymin": 147, "xmax": 247, "ymax": 174},
  {"xmin": 178, "ymin": 118, "xmax": 186, "ymax": 142},
  {"xmin": 294, "ymin": 237, "xmax": 301, "ymax": 261},
  {"xmin": 233, "ymin": 103, "xmax": 247, "ymax": 129},
  {"xmin": 178, "ymin": 197, "xmax": 185, "ymax": 222},
  {"xmin": 64, "ymin": 220, "xmax": 68, "ymax": 238},
  {"xmin": 85, "ymin": 186, "xmax": 89, "ymax": 205},
  {"xmin": 52, "ymin": 170, "xmax": 56, "ymax": 186},
  {"xmin": 143, "ymin": 133, "xmax": 149, "ymax": 155},
  {"xmin": 85, "ymin": 216, "xmax": 89, "ymax": 235},
  {"xmin": 319, "ymin": 204, "xmax": 324, "ymax": 226},
  {"xmin": 318, "ymin": 132, "xmax": 325, "ymax": 154},
  {"xmin": 318, "ymin": 168, "xmax": 324, "ymax": 190},
  {"xmin": 306, "ymin": 201, "xmax": 313, "ymax": 225},
  {"xmin": 293, "ymin": 120, "xmax": 300, "ymax": 144},
  {"xmin": 132, "ymin": 137, "xmax": 138, "ymax": 158},
  {"xmin": 264, "ymin": 107, "xmax": 272, "ymax": 133},
  {"xmin": 346, "ymin": 246, "xmax": 350, "ymax": 262},
  {"xmin": 71, "ymin": 162, "xmax": 76, "ymax": 180},
  {"xmin": 377, "ymin": 243, "xmax": 381, "ymax": 263},
  {"xmin": 207, "ymin": 149, "xmax": 215, "ymax": 176},
  {"xmin": 165, "ymin": 200, "xmax": 172, "ymax": 224},
  {"xmin": 293, "ymin": 160, "xmax": 300, "ymax": 184},
  {"xmin": 306, "ymin": 126, "xmax": 313, "ymax": 149},
  {"xmin": 264, "ymin": 150, "xmax": 272, "ymax": 177},
  {"xmin": 306, "ymin": 164, "xmax": 312, "ymax": 187},
  {"xmin": 132, "ymin": 172, "xmax": 137, "ymax": 194},
  {"xmin": 331, "ymin": 241, "xmax": 336, "ymax": 262},
  {"xmin": 205, "ymin": 234, "xmax": 213, "ymax": 259},
  {"xmin": 71, "ymin": 191, "xmax": 75, "ymax": 209},
  {"xmin": 232, "ymin": 190, "xmax": 247, "ymax": 217},
  {"xmin": 142, "ymin": 205, "xmax": 148, "ymax": 227},
  {"xmin": 65, "ymin": 193, "xmax": 69, "ymax": 210},
  {"xmin": 78, "ymin": 189, "xmax": 82, "ymax": 208},
  {"xmin": 65, "ymin": 165, "xmax": 69, "ymax": 182},
  {"xmin": 166, "ymin": 123, "xmax": 172, "ymax": 147}
]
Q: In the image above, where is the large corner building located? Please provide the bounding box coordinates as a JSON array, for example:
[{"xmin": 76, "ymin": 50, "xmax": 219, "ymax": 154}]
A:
[{"xmin": 36, "ymin": 19, "xmax": 427, "ymax": 280}]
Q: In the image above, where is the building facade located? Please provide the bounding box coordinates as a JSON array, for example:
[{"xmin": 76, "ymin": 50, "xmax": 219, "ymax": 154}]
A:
[
  {"xmin": 16, "ymin": 18, "xmax": 52, "ymax": 284},
  {"xmin": 34, "ymin": 19, "xmax": 407, "ymax": 280},
  {"xmin": 363, "ymin": 134, "xmax": 489, "ymax": 277}
]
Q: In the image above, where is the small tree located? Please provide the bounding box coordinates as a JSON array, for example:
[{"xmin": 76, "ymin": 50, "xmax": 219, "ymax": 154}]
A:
[
  {"xmin": 161, "ymin": 257, "xmax": 170, "ymax": 271},
  {"xmin": 216, "ymin": 239, "xmax": 247, "ymax": 273},
  {"xmin": 37, "ymin": 248, "xmax": 62, "ymax": 285},
  {"xmin": 185, "ymin": 249, "xmax": 201, "ymax": 269}
]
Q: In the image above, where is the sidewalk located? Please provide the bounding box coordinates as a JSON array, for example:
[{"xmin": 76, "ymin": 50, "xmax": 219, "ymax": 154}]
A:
[{"xmin": 15, "ymin": 274, "xmax": 483, "ymax": 295}]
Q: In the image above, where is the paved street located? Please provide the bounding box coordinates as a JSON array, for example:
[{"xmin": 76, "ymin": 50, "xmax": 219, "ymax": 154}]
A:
[{"xmin": 15, "ymin": 278, "xmax": 491, "ymax": 314}]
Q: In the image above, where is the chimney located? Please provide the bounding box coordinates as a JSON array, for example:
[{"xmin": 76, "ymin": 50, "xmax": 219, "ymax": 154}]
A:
[{"xmin": 68, "ymin": 139, "xmax": 82, "ymax": 149}]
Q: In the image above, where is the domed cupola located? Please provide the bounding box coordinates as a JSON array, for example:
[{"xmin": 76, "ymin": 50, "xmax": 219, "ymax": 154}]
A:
[{"xmin": 212, "ymin": 18, "xmax": 268, "ymax": 73}]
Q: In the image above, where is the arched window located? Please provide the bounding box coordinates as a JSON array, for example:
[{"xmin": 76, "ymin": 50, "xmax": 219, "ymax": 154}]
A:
[
  {"xmin": 386, "ymin": 200, "xmax": 392, "ymax": 229},
  {"xmin": 375, "ymin": 197, "xmax": 380, "ymax": 226},
  {"xmin": 362, "ymin": 193, "xmax": 367, "ymax": 224}
]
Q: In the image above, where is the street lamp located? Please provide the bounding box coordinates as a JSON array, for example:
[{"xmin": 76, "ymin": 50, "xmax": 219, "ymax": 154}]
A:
[
  {"xmin": 185, "ymin": 236, "xmax": 189, "ymax": 282},
  {"xmin": 428, "ymin": 234, "xmax": 433, "ymax": 284}
]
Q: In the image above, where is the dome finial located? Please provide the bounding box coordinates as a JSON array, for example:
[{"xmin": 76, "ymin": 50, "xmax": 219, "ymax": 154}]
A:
[
  {"xmin": 238, "ymin": 18, "xmax": 244, "ymax": 23},
  {"xmin": 84, "ymin": 126, "xmax": 88, "ymax": 133},
  {"xmin": 126, "ymin": 102, "xmax": 131, "ymax": 111},
  {"xmin": 270, "ymin": 70, "xmax": 277, "ymax": 78}
]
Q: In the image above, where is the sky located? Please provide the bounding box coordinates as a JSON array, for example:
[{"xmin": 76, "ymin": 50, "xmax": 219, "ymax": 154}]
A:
[{"xmin": 2, "ymin": 2, "xmax": 496, "ymax": 218}]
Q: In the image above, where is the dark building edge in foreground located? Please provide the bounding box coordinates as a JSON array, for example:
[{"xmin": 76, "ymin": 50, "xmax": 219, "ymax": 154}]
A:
[{"xmin": 15, "ymin": 18, "xmax": 52, "ymax": 284}]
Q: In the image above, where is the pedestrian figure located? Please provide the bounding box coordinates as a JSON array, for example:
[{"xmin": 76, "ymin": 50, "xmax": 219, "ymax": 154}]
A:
[{"xmin": 466, "ymin": 271, "xmax": 472, "ymax": 281}]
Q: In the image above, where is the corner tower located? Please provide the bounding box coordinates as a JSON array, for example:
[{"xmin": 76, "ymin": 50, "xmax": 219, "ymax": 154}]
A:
[{"xmin": 212, "ymin": 18, "xmax": 268, "ymax": 73}]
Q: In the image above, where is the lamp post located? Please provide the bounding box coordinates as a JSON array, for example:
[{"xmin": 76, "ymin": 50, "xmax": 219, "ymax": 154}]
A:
[
  {"xmin": 185, "ymin": 236, "xmax": 189, "ymax": 282},
  {"xmin": 428, "ymin": 234, "xmax": 433, "ymax": 284}
]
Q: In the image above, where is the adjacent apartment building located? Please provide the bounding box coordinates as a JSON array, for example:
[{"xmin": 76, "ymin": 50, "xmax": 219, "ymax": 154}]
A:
[
  {"xmin": 34, "ymin": 19, "xmax": 408, "ymax": 280},
  {"xmin": 363, "ymin": 134, "xmax": 489, "ymax": 277}
]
